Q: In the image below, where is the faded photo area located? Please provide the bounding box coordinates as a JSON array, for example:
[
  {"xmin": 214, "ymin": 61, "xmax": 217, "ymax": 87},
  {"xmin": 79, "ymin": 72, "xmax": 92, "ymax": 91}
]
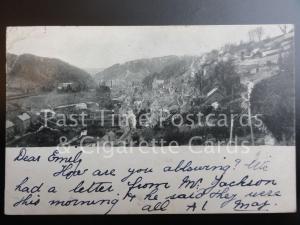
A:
[{"xmin": 5, "ymin": 25, "xmax": 295, "ymax": 147}]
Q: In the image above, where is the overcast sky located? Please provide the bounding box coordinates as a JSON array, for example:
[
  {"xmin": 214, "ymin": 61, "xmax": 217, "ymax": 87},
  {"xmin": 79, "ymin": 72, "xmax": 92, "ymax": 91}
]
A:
[{"xmin": 7, "ymin": 25, "xmax": 293, "ymax": 69}]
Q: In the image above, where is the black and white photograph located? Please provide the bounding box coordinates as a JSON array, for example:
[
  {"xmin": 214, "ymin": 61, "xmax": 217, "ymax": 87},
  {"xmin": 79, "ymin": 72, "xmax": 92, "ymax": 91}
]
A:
[
  {"xmin": 2, "ymin": 0, "xmax": 299, "ymax": 217},
  {"xmin": 5, "ymin": 25, "xmax": 295, "ymax": 148}
]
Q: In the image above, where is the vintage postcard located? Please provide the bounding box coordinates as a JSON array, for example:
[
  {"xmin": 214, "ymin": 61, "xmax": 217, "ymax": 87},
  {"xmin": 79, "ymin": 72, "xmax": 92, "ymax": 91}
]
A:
[{"xmin": 5, "ymin": 25, "xmax": 296, "ymax": 214}]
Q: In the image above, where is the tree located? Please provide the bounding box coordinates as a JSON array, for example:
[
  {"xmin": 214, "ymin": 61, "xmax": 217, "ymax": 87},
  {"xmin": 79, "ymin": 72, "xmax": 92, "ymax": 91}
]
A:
[
  {"xmin": 248, "ymin": 30, "xmax": 255, "ymax": 42},
  {"xmin": 255, "ymin": 27, "xmax": 264, "ymax": 42},
  {"xmin": 214, "ymin": 60, "xmax": 241, "ymax": 96},
  {"xmin": 248, "ymin": 27, "xmax": 264, "ymax": 42},
  {"xmin": 194, "ymin": 70, "xmax": 204, "ymax": 95}
]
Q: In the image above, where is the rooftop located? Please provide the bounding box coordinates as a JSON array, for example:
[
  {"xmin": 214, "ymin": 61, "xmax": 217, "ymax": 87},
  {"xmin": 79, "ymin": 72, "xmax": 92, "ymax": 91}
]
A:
[
  {"xmin": 17, "ymin": 113, "xmax": 30, "ymax": 121},
  {"xmin": 6, "ymin": 120, "xmax": 14, "ymax": 128},
  {"xmin": 207, "ymin": 87, "xmax": 218, "ymax": 97}
]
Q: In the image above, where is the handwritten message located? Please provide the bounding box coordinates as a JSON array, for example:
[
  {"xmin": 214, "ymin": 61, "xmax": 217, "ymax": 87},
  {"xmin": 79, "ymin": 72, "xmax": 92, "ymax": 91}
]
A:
[{"xmin": 5, "ymin": 146, "xmax": 296, "ymax": 214}]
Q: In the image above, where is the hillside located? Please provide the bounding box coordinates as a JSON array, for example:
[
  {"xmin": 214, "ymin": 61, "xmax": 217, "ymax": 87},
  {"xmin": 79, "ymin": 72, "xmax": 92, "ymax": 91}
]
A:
[
  {"xmin": 83, "ymin": 67, "xmax": 105, "ymax": 76},
  {"xmin": 6, "ymin": 53, "xmax": 95, "ymax": 92},
  {"xmin": 94, "ymin": 55, "xmax": 196, "ymax": 82}
]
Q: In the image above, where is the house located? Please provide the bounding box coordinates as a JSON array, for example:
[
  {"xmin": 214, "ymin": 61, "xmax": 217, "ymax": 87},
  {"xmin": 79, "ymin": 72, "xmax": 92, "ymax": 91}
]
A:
[
  {"xmin": 86, "ymin": 102, "xmax": 100, "ymax": 111},
  {"xmin": 251, "ymin": 48, "xmax": 262, "ymax": 58},
  {"xmin": 6, "ymin": 120, "xmax": 15, "ymax": 141},
  {"xmin": 57, "ymin": 82, "xmax": 81, "ymax": 92},
  {"xmin": 75, "ymin": 103, "xmax": 88, "ymax": 110},
  {"xmin": 204, "ymin": 87, "xmax": 225, "ymax": 106},
  {"xmin": 211, "ymin": 102, "xmax": 219, "ymax": 110},
  {"xmin": 15, "ymin": 113, "xmax": 31, "ymax": 134},
  {"xmin": 152, "ymin": 79, "xmax": 164, "ymax": 89},
  {"xmin": 57, "ymin": 82, "xmax": 73, "ymax": 91},
  {"xmin": 97, "ymin": 82, "xmax": 111, "ymax": 96},
  {"xmin": 262, "ymin": 48, "xmax": 281, "ymax": 57}
]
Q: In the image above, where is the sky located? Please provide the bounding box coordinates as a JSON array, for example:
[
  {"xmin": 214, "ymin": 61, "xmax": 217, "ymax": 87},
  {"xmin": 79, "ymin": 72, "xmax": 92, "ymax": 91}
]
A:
[{"xmin": 7, "ymin": 25, "xmax": 293, "ymax": 69}]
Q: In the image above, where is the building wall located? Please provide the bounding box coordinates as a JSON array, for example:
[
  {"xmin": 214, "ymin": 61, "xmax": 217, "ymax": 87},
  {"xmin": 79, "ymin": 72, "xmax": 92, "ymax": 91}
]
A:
[{"xmin": 16, "ymin": 119, "xmax": 30, "ymax": 134}]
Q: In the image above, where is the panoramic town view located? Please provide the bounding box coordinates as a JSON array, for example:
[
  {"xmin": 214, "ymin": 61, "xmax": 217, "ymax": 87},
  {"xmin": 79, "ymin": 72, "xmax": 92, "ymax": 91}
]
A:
[{"xmin": 6, "ymin": 25, "xmax": 295, "ymax": 147}]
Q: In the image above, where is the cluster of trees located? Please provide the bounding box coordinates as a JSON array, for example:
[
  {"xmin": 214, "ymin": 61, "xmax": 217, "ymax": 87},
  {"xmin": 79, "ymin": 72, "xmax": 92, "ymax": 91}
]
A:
[
  {"xmin": 250, "ymin": 51, "xmax": 295, "ymax": 144},
  {"xmin": 248, "ymin": 27, "xmax": 264, "ymax": 42},
  {"xmin": 247, "ymin": 25, "xmax": 293, "ymax": 43},
  {"xmin": 194, "ymin": 59, "xmax": 241, "ymax": 98}
]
